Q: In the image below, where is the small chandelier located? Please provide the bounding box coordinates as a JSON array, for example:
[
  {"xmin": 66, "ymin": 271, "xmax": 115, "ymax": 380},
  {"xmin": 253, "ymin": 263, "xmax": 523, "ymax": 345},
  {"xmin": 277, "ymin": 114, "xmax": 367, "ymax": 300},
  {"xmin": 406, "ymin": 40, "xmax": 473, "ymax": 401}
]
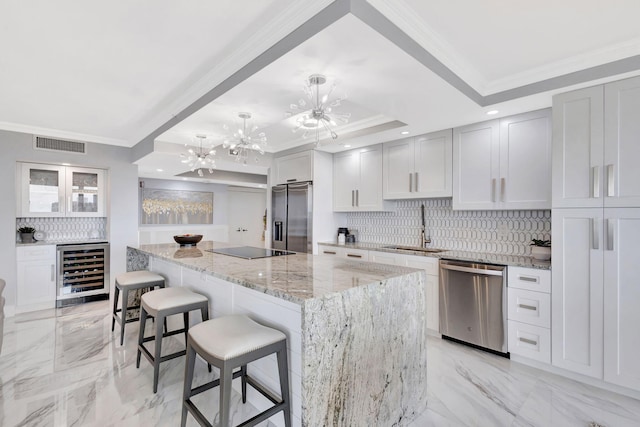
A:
[
  {"xmin": 287, "ymin": 74, "xmax": 350, "ymax": 145},
  {"xmin": 180, "ymin": 134, "xmax": 216, "ymax": 177},
  {"xmin": 222, "ymin": 112, "xmax": 267, "ymax": 165}
]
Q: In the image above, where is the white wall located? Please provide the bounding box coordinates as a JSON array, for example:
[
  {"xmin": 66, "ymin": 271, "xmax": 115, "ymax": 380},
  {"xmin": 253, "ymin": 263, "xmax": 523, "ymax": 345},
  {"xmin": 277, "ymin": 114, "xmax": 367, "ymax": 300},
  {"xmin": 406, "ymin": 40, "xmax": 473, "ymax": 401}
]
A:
[{"xmin": 1, "ymin": 130, "xmax": 138, "ymax": 316}]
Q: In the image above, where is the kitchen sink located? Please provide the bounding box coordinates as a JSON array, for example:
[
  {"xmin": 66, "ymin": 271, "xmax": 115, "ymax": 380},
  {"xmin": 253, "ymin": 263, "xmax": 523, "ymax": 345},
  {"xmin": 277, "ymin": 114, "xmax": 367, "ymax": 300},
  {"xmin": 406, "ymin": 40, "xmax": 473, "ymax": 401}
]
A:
[{"xmin": 382, "ymin": 245, "xmax": 447, "ymax": 253}]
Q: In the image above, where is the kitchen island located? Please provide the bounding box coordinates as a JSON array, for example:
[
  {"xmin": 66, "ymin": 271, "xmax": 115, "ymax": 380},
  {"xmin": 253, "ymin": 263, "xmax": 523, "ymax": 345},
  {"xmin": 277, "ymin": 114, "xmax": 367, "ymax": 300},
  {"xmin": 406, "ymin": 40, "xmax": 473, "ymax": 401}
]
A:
[{"xmin": 127, "ymin": 242, "xmax": 427, "ymax": 427}]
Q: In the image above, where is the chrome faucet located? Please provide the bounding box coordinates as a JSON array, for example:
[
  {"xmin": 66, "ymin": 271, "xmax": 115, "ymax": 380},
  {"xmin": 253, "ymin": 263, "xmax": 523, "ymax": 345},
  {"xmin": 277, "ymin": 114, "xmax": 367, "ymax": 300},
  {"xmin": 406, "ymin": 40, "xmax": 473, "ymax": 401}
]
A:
[{"xmin": 420, "ymin": 203, "xmax": 431, "ymax": 247}]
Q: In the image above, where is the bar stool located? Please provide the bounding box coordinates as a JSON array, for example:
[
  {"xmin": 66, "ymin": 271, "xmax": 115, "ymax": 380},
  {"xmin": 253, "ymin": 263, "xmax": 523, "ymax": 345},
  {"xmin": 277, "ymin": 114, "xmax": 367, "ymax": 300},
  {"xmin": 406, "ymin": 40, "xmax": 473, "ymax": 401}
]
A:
[
  {"xmin": 137, "ymin": 287, "xmax": 209, "ymax": 393},
  {"xmin": 112, "ymin": 270, "xmax": 165, "ymax": 345},
  {"xmin": 181, "ymin": 314, "xmax": 291, "ymax": 427}
]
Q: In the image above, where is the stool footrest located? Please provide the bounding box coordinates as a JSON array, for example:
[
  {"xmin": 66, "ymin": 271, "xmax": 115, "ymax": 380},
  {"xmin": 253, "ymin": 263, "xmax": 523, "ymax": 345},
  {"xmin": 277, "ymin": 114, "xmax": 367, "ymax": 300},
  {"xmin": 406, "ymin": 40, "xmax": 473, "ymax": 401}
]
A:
[
  {"xmin": 139, "ymin": 344, "xmax": 186, "ymax": 365},
  {"xmin": 190, "ymin": 369, "xmax": 244, "ymax": 397},
  {"xmin": 246, "ymin": 375, "xmax": 283, "ymax": 406},
  {"xmin": 183, "ymin": 400, "xmax": 214, "ymax": 427}
]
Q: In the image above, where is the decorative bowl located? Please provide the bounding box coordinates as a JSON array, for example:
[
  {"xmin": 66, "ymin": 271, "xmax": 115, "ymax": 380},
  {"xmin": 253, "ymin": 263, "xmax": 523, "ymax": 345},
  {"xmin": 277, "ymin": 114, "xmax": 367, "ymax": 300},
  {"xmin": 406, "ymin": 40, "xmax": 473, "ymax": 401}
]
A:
[{"xmin": 173, "ymin": 234, "xmax": 203, "ymax": 246}]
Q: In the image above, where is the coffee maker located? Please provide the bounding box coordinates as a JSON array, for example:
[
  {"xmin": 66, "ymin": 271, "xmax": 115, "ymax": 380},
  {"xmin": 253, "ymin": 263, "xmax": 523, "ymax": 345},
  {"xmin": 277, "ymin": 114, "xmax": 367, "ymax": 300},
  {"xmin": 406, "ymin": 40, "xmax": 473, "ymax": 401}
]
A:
[{"xmin": 337, "ymin": 227, "xmax": 349, "ymax": 244}]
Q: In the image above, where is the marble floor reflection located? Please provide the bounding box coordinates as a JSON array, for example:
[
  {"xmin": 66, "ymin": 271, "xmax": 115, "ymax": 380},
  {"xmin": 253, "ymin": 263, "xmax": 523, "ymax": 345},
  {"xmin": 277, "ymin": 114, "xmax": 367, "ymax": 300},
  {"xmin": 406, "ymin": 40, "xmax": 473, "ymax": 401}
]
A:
[{"xmin": 1, "ymin": 301, "xmax": 639, "ymax": 426}]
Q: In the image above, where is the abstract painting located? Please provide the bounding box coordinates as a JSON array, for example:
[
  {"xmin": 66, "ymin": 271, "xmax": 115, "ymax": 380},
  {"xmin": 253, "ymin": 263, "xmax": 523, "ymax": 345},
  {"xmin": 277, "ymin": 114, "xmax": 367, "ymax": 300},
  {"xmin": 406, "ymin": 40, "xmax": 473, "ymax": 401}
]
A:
[{"xmin": 140, "ymin": 189, "xmax": 213, "ymax": 225}]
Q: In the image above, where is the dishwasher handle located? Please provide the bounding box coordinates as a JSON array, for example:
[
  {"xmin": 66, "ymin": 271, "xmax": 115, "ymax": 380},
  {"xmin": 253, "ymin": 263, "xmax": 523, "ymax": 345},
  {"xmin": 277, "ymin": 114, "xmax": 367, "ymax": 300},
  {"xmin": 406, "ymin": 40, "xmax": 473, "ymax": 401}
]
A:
[{"xmin": 440, "ymin": 262, "xmax": 504, "ymax": 277}]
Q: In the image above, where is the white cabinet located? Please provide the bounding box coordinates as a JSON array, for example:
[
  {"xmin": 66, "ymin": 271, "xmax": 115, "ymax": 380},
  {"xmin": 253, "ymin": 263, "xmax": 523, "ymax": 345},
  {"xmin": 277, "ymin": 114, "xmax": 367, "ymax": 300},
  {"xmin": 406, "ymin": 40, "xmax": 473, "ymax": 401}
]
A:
[
  {"xmin": 453, "ymin": 109, "xmax": 551, "ymax": 210},
  {"xmin": 16, "ymin": 245, "xmax": 57, "ymax": 313},
  {"xmin": 553, "ymin": 76, "xmax": 640, "ymax": 208},
  {"xmin": 333, "ymin": 145, "xmax": 389, "ymax": 212},
  {"xmin": 508, "ymin": 266, "xmax": 552, "ymax": 364},
  {"xmin": 383, "ymin": 129, "xmax": 452, "ymax": 199},
  {"xmin": 318, "ymin": 245, "xmax": 369, "ymax": 261},
  {"xmin": 273, "ymin": 151, "xmax": 313, "ymax": 185},
  {"xmin": 17, "ymin": 163, "xmax": 106, "ymax": 217}
]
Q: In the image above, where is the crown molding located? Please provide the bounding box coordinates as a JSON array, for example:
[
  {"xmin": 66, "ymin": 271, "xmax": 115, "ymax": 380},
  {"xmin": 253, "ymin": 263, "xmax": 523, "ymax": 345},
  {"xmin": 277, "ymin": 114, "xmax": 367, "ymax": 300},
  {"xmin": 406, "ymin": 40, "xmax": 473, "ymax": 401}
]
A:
[{"xmin": 0, "ymin": 121, "xmax": 129, "ymax": 147}]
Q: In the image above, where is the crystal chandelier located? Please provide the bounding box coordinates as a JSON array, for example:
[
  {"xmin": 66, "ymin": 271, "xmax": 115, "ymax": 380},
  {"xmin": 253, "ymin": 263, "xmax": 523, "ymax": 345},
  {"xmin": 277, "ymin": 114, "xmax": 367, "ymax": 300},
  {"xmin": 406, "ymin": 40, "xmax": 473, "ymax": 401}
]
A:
[
  {"xmin": 222, "ymin": 112, "xmax": 267, "ymax": 165},
  {"xmin": 287, "ymin": 74, "xmax": 351, "ymax": 145},
  {"xmin": 180, "ymin": 134, "xmax": 216, "ymax": 177}
]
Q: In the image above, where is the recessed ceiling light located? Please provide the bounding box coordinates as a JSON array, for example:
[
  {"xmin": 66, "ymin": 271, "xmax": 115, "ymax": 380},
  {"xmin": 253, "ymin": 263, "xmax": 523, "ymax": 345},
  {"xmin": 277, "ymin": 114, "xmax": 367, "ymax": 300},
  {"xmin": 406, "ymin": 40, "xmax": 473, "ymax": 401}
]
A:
[
  {"xmin": 62, "ymin": 163, "xmax": 71, "ymax": 166},
  {"xmin": 487, "ymin": 110, "xmax": 499, "ymax": 115},
  {"xmin": 401, "ymin": 131, "xmax": 410, "ymax": 135},
  {"xmin": 156, "ymin": 169, "xmax": 163, "ymax": 172},
  {"xmin": 344, "ymin": 144, "xmax": 351, "ymax": 148}
]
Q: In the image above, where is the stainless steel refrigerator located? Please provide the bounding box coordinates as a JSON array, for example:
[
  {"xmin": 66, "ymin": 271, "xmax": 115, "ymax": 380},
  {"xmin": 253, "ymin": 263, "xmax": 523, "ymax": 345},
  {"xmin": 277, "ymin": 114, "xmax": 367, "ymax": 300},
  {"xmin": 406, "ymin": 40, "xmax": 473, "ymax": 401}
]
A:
[{"xmin": 271, "ymin": 182, "xmax": 313, "ymax": 253}]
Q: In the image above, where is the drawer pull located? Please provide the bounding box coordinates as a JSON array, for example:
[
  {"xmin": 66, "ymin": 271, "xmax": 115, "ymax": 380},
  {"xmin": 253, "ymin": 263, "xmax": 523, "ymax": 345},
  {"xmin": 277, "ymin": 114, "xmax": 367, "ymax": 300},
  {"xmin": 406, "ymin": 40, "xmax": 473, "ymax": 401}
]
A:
[
  {"xmin": 323, "ymin": 251, "xmax": 336, "ymax": 255},
  {"xmin": 518, "ymin": 276, "xmax": 538, "ymax": 283},
  {"xmin": 286, "ymin": 178, "xmax": 297, "ymax": 182},
  {"xmin": 347, "ymin": 254, "xmax": 362, "ymax": 258},
  {"xmin": 518, "ymin": 303, "xmax": 537, "ymax": 311},
  {"xmin": 519, "ymin": 337, "xmax": 537, "ymax": 346}
]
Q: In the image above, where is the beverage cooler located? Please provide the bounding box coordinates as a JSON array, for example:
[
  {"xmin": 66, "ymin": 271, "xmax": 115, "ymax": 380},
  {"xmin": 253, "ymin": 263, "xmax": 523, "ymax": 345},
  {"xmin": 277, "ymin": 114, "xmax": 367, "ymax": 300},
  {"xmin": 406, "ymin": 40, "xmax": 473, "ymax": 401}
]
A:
[{"xmin": 56, "ymin": 242, "xmax": 110, "ymax": 307}]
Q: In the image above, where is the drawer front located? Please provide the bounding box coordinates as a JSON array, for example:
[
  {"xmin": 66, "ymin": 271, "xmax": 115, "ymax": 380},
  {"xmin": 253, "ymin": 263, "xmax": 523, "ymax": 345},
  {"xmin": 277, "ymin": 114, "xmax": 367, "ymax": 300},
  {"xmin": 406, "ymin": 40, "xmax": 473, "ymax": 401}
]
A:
[
  {"xmin": 508, "ymin": 288, "xmax": 551, "ymax": 328},
  {"xmin": 16, "ymin": 245, "xmax": 56, "ymax": 262},
  {"xmin": 342, "ymin": 248, "xmax": 369, "ymax": 261},
  {"xmin": 508, "ymin": 320, "xmax": 551, "ymax": 364},
  {"xmin": 319, "ymin": 246, "xmax": 342, "ymax": 257},
  {"xmin": 403, "ymin": 255, "xmax": 439, "ymax": 275},
  {"xmin": 369, "ymin": 251, "xmax": 402, "ymax": 266},
  {"xmin": 508, "ymin": 266, "xmax": 551, "ymax": 293}
]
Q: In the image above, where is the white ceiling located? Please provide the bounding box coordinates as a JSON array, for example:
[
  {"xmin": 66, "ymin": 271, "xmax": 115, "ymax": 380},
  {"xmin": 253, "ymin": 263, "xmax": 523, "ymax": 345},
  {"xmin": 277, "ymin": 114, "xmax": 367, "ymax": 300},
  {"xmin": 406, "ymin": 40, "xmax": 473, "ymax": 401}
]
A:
[{"xmin": 2, "ymin": 0, "xmax": 640, "ymax": 180}]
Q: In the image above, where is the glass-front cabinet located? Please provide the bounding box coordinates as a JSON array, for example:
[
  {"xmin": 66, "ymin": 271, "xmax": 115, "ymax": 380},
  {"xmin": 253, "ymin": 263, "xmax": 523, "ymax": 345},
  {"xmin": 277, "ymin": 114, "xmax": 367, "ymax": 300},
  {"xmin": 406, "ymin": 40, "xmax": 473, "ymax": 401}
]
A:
[{"xmin": 18, "ymin": 163, "xmax": 106, "ymax": 217}]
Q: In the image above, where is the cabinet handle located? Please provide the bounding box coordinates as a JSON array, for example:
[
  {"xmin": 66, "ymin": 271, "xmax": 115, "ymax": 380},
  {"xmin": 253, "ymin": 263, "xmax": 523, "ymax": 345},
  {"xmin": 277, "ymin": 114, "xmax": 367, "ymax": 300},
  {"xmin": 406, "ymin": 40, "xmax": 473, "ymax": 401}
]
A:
[
  {"xmin": 351, "ymin": 190, "xmax": 355, "ymax": 207},
  {"xmin": 606, "ymin": 164, "xmax": 615, "ymax": 197},
  {"xmin": 518, "ymin": 275, "xmax": 538, "ymax": 283},
  {"xmin": 409, "ymin": 173, "xmax": 413, "ymax": 192},
  {"xmin": 518, "ymin": 303, "xmax": 537, "ymax": 311},
  {"xmin": 415, "ymin": 172, "xmax": 419, "ymax": 192},
  {"xmin": 51, "ymin": 264, "xmax": 55, "ymax": 282},
  {"xmin": 591, "ymin": 218, "xmax": 599, "ymax": 250},
  {"xmin": 286, "ymin": 178, "xmax": 296, "ymax": 182},
  {"xmin": 606, "ymin": 218, "xmax": 614, "ymax": 251},
  {"xmin": 519, "ymin": 337, "xmax": 538, "ymax": 346},
  {"xmin": 492, "ymin": 179, "xmax": 496, "ymax": 202},
  {"xmin": 347, "ymin": 254, "xmax": 362, "ymax": 258},
  {"xmin": 356, "ymin": 189, "xmax": 359, "ymax": 207},
  {"xmin": 323, "ymin": 251, "xmax": 337, "ymax": 255},
  {"xmin": 500, "ymin": 178, "xmax": 506, "ymax": 202},
  {"xmin": 592, "ymin": 166, "xmax": 600, "ymax": 198}
]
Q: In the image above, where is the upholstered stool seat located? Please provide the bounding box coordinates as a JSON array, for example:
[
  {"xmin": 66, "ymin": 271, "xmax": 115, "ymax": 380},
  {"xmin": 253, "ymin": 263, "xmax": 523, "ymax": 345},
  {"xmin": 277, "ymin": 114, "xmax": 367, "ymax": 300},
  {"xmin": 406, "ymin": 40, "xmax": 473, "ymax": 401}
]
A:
[
  {"xmin": 181, "ymin": 314, "xmax": 291, "ymax": 427},
  {"xmin": 137, "ymin": 287, "xmax": 209, "ymax": 393},
  {"xmin": 112, "ymin": 270, "xmax": 165, "ymax": 345}
]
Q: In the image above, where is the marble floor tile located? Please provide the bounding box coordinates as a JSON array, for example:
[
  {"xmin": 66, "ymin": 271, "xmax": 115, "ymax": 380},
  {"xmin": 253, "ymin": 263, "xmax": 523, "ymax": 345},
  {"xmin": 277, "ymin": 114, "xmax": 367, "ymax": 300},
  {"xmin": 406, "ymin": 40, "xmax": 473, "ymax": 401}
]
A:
[{"xmin": 2, "ymin": 301, "xmax": 640, "ymax": 427}]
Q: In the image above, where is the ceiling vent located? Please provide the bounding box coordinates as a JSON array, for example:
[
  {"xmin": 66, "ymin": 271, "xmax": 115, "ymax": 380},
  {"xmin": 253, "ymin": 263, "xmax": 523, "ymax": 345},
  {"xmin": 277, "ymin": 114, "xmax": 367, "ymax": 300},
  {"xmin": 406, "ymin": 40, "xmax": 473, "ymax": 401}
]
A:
[{"xmin": 33, "ymin": 136, "xmax": 86, "ymax": 154}]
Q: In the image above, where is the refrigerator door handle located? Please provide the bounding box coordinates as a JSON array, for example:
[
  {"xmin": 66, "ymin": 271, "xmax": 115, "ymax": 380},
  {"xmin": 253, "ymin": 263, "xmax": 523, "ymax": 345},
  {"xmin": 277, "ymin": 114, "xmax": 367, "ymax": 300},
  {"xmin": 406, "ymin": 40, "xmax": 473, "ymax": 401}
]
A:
[{"xmin": 274, "ymin": 221, "xmax": 283, "ymax": 241}]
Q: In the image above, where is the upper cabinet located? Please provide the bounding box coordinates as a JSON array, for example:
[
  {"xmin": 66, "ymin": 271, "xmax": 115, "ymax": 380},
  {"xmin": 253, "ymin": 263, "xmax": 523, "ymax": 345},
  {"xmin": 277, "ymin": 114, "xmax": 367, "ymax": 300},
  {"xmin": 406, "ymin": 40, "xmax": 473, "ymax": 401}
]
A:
[
  {"xmin": 553, "ymin": 76, "xmax": 640, "ymax": 208},
  {"xmin": 333, "ymin": 144, "xmax": 390, "ymax": 212},
  {"xmin": 383, "ymin": 129, "xmax": 452, "ymax": 199},
  {"xmin": 453, "ymin": 109, "xmax": 552, "ymax": 210},
  {"xmin": 273, "ymin": 150, "xmax": 313, "ymax": 185},
  {"xmin": 17, "ymin": 162, "xmax": 106, "ymax": 217}
]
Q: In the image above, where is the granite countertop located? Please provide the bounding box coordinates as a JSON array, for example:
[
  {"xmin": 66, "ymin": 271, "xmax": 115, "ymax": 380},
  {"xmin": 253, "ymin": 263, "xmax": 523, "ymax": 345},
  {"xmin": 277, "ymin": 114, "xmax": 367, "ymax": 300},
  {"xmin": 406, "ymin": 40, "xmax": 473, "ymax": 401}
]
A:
[
  {"xmin": 318, "ymin": 241, "xmax": 552, "ymax": 270},
  {"xmin": 130, "ymin": 241, "xmax": 424, "ymax": 305}
]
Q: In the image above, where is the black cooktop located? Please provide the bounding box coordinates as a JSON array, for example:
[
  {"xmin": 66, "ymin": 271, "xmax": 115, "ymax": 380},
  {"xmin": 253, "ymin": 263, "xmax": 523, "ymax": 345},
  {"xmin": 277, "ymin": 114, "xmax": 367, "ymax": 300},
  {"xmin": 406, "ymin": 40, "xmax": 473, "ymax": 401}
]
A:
[{"xmin": 206, "ymin": 246, "xmax": 296, "ymax": 260}]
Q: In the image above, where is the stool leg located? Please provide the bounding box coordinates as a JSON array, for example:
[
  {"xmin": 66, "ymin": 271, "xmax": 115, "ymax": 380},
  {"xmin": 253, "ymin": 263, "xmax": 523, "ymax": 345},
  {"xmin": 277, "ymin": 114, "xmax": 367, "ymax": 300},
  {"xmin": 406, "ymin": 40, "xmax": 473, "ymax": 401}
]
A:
[
  {"xmin": 111, "ymin": 285, "xmax": 120, "ymax": 332},
  {"xmin": 241, "ymin": 364, "xmax": 247, "ymax": 404},
  {"xmin": 200, "ymin": 305, "xmax": 212, "ymax": 372},
  {"xmin": 219, "ymin": 365, "xmax": 233, "ymax": 427},
  {"xmin": 277, "ymin": 345, "xmax": 292, "ymax": 427},
  {"xmin": 136, "ymin": 307, "xmax": 148, "ymax": 368},
  {"xmin": 181, "ymin": 340, "xmax": 196, "ymax": 427},
  {"xmin": 183, "ymin": 312, "xmax": 189, "ymax": 343},
  {"xmin": 120, "ymin": 288, "xmax": 129, "ymax": 345},
  {"xmin": 153, "ymin": 313, "xmax": 164, "ymax": 393}
]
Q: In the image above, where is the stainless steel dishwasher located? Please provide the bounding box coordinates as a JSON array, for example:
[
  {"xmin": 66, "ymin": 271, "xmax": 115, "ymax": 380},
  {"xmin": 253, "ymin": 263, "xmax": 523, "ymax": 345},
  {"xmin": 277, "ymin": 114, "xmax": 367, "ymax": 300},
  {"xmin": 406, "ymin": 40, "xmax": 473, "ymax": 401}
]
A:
[{"xmin": 439, "ymin": 259, "xmax": 508, "ymax": 355}]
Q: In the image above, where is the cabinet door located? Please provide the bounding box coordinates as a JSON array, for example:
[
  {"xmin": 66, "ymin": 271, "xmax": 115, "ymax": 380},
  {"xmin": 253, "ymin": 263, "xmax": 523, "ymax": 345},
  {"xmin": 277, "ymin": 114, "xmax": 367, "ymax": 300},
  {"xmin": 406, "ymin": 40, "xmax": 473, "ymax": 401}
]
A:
[
  {"xmin": 274, "ymin": 151, "xmax": 313, "ymax": 185},
  {"xmin": 19, "ymin": 163, "xmax": 66, "ymax": 217},
  {"xmin": 66, "ymin": 167, "xmax": 105, "ymax": 217},
  {"xmin": 383, "ymin": 138, "xmax": 414, "ymax": 199},
  {"xmin": 414, "ymin": 129, "xmax": 452, "ymax": 198},
  {"xmin": 403, "ymin": 255, "xmax": 439, "ymax": 332},
  {"xmin": 604, "ymin": 76, "xmax": 640, "ymax": 208},
  {"xmin": 357, "ymin": 146, "xmax": 384, "ymax": 211},
  {"xmin": 16, "ymin": 245, "xmax": 57, "ymax": 312},
  {"xmin": 552, "ymin": 86, "xmax": 604, "ymax": 208},
  {"xmin": 551, "ymin": 208, "xmax": 603, "ymax": 378},
  {"xmin": 333, "ymin": 150, "xmax": 360, "ymax": 211},
  {"xmin": 453, "ymin": 120, "xmax": 500, "ymax": 210},
  {"xmin": 603, "ymin": 208, "xmax": 640, "ymax": 390},
  {"xmin": 499, "ymin": 109, "xmax": 551, "ymax": 209}
]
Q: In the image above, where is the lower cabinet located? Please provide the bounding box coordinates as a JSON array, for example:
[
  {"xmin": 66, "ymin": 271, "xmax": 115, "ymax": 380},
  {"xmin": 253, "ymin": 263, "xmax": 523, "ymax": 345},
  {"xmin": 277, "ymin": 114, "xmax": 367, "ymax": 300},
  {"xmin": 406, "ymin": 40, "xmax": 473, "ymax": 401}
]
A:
[
  {"xmin": 318, "ymin": 246, "xmax": 369, "ymax": 261},
  {"xmin": 16, "ymin": 245, "xmax": 57, "ymax": 313},
  {"xmin": 507, "ymin": 266, "xmax": 551, "ymax": 363}
]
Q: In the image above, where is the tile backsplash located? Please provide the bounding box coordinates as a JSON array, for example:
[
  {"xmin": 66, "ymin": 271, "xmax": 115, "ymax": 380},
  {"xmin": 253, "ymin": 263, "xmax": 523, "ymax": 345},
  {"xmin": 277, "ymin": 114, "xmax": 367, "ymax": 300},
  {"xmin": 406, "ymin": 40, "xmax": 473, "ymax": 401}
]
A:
[
  {"xmin": 16, "ymin": 217, "xmax": 107, "ymax": 242},
  {"xmin": 346, "ymin": 199, "xmax": 551, "ymax": 256}
]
